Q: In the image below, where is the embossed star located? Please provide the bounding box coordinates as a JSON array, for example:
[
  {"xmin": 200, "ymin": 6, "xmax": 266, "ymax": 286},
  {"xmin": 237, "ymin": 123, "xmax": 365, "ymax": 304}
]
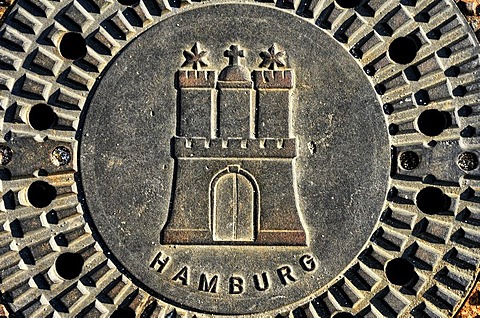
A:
[
  {"xmin": 260, "ymin": 44, "xmax": 287, "ymax": 70},
  {"xmin": 182, "ymin": 42, "xmax": 209, "ymax": 70}
]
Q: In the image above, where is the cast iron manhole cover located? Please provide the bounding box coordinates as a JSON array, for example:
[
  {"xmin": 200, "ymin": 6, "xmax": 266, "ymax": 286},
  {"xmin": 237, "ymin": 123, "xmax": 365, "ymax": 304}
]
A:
[{"xmin": 0, "ymin": 0, "xmax": 479, "ymax": 317}]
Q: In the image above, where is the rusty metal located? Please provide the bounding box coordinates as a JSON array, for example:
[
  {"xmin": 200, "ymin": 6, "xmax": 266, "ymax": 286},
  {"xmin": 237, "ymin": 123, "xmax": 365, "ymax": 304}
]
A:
[{"xmin": 0, "ymin": 304, "xmax": 8, "ymax": 318}]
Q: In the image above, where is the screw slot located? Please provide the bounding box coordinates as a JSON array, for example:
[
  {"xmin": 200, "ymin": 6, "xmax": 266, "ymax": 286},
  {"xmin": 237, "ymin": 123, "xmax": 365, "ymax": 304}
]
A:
[
  {"xmin": 399, "ymin": 151, "xmax": 420, "ymax": 170},
  {"xmin": 457, "ymin": 152, "xmax": 479, "ymax": 171},
  {"xmin": 0, "ymin": 145, "xmax": 13, "ymax": 165},
  {"xmin": 51, "ymin": 146, "xmax": 71, "ymax": 167}
]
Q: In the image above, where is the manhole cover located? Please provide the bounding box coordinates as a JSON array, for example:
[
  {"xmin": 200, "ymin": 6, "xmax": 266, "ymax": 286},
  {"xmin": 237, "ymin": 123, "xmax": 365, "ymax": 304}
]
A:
[{"xmin": 0, "ymin": 0, "xmax": 479, "ymax": 317}]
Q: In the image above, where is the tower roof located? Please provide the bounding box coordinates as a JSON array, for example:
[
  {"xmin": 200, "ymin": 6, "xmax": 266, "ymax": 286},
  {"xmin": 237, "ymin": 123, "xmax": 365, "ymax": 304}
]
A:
[
  {"xmin": 219, "ymin": 65, "xmax": 250, "ymax": 82},
  {"xmin": 218, "ymin": 44, "xmax": 250, "ymax": 82}
]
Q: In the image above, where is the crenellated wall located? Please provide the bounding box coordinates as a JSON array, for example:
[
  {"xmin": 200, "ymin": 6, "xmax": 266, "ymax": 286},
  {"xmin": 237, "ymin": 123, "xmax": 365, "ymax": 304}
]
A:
[
  {"xmin": 163, "ymin": 46, "xmax": 306, "ymax": 246},
  {"xmin": 172, "ymin": 137, "xmax": 297, "ymax": 158}
]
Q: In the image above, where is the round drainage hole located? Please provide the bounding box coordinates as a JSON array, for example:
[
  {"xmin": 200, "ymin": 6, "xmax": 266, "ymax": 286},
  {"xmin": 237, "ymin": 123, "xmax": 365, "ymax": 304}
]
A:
[
  {"xmin": 385, "ymin": 258, "xmax": 416, "ymax": 285},
  {"xmin": 388, "ymin": 36, "xmax": 419, "ymax": 65},
  {"xmin": 417, "ymin": 109, "xmax": 448, "ymax": 137},
  {"xmin": 55, "ymin": 252, "xmax": 84, "ymax": 280},
  {"xmin": 27, "ymin": 181, "xmax": 57, "ymax": 208},
  {"xmin": 28, "ymin": 104, "xmax": 57, "ymax": 131},
  {"xmin": 416, "ymin": 186, "xmax": 446, "ymax": 215},
  {"xmin": 59, "ymin": 32, "xmax": 87, "ymax": 60}
]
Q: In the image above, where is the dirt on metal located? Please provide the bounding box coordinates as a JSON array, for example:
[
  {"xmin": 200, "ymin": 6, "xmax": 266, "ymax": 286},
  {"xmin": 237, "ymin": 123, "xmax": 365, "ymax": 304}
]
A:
[
  {"xmin": 0, "ymin": 304, "xmax": 8, "ymax": 318},
  {"xmin": 457, "ymin": 280, "xmax": 480, "ymax": 317},
  {"xmin": 0, "ymin": 0, "xmax": 11, "ymax": 22},
  {"xmin": 457, "ymin": 0, "xmax": 480, "ymax": 33}
]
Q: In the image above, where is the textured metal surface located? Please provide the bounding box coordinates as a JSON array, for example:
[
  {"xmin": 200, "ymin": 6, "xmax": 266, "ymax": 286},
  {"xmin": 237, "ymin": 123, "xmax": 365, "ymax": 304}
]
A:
[
  {"xmin": 79, "ymin": 6, "xmax": 388, "ymax": 314},
  {"xmin": 0, "ymin": 0, "xmax": 478, "ymax": 317}
]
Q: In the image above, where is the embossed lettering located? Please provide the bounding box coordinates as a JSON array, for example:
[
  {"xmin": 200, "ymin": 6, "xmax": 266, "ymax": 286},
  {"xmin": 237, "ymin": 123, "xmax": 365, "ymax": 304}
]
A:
[
  {"xmin": 172, "ymin": 266, "xmax": 189, "ymax": 285},
  {"xmin": 149, "ymin": 249, "xmax": 318, "ymax": 293},
  {"xmin": 229, "ymin": 276, "xmax": 244, "ymax": 294},
  {"xmin": 149, "ymin": 251, "xmax": 170, "ymax": 273},
  {"xmin": 199, "ymin": 273, "xmax": 218, "ymax": 293},
  {"xmin": 277, "ymin": 266, "xmax": 296, "ymax": 285},
  {"xmin": 299, "ymin": 254, "xmax": 316, "ymax": 272},
  {"xmin": 253, "ymin": 272, "xmax": 270, "ymax": 291}
]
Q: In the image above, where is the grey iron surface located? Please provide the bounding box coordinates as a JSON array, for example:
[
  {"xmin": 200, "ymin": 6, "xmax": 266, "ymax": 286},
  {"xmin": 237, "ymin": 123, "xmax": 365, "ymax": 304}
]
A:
[
  {"xmin": 80, "ymin": 5, "xmax": 387, "ymax": 314},
  {"xmin": 0, "ymin": 0, "xmax": 479, "ymax": 317}
]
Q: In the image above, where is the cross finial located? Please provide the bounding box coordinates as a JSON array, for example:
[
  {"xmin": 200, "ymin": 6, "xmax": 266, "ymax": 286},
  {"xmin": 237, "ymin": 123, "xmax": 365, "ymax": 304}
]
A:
[{"xmin": 225, "ymin": 45, "xmax": 245, "ymax": 66}]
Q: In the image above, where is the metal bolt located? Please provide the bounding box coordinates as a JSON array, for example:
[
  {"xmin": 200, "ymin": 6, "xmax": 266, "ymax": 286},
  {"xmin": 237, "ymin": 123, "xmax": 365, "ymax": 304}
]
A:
[
  {"xmin": 51, "ymin": 146, "xmax": 71, "ymax": 166},
  {"xmin": 0, "ymin": 145, "xmax": 12, "ymax": 165},
  {"xmin": 399, "ymin": 151, "xmax": 420, "ymax": 170},
  {"xmin": 457, "ymin": 152, "xmax": 478, "ymax": 171}
]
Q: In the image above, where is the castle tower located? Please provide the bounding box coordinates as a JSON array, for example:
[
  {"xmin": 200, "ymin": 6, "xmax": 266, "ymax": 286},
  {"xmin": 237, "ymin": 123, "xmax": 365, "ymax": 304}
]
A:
[
  {"xmin": 176, "ymin": 42, "xmax": 216, "ymax": 137},
  {"xmin": 161, "ymin": 43, "xmax": 307, "ymax": 246},
  {"xmin": 216, "ymin": 45, "xmax": 253, "ymax": 138},
  {"xmin": 254, "ymin": 70, "xmax": 294, "ymax": 137}
]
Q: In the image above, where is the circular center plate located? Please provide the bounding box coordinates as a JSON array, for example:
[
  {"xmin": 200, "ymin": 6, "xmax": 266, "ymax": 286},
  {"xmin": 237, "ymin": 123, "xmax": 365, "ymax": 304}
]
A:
[{"xmin": 79, "ymin": 3, "xmax": 388, "ymax": 314}]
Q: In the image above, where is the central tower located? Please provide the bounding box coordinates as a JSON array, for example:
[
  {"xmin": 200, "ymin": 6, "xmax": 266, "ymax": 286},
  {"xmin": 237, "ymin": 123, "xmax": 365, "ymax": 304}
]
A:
[
  {"xmin": 217, "ymin": 45, "xmax": 253, "ymax": 139},
  {"xmin": 161, "ymin": 43, "xmax": 307, "ymax": 246}
]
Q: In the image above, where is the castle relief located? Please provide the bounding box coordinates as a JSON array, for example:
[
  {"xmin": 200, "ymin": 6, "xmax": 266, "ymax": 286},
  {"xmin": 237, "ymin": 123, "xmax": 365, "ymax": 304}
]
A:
[{"xmin": 161, "ymin": 43, "xmax": 307, "ymax": 246}]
